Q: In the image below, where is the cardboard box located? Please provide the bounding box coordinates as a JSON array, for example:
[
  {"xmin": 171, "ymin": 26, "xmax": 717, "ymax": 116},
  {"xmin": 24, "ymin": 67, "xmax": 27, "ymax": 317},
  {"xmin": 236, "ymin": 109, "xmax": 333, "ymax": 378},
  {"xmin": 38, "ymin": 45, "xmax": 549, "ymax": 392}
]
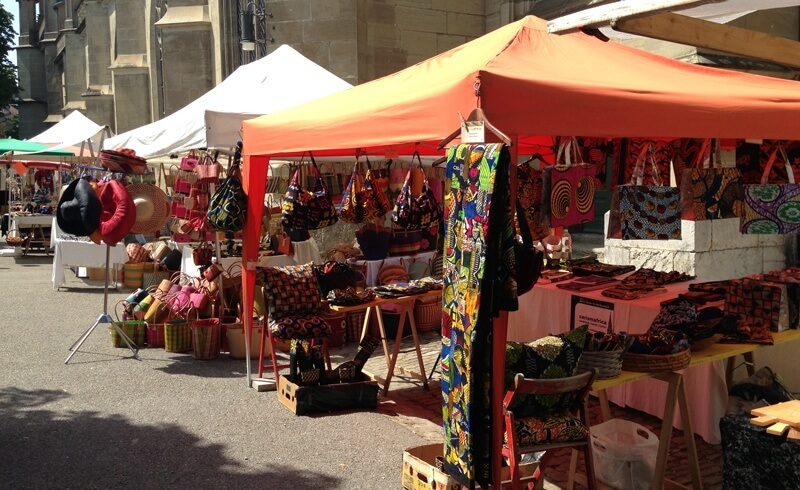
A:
[
  {"xmin": 401, "ymin": 444, "xmax": 540, "ymax": 490},
  {"xmin": 277, "ymin": 373, "xmax": 379, "ymax": 416}
]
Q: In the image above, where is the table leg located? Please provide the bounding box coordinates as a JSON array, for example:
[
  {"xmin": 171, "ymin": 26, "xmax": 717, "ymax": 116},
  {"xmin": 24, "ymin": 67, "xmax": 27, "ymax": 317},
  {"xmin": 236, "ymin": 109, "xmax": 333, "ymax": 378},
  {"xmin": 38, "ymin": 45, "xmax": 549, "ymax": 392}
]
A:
[
  {"xmin": 359, "ymin": 306, "xmax": 371, "ymax": 342},
  {"xmin": 374, "ymin": 305, "xmax": 392, "ymax": 367},
  {"xmin": 405, "ymin": 302, "xmax": 429, "ymax": 391},
  {"xmin": 652, "ymin": 372, "xmax": 681, "ymax": 490},
  {"xmin": 598, "ymin": 389, "xmax": 612, "ymax": 422},
  {"xmin": 381, "ymin": 308, "xmax": 407, "ymax": 396},
  {"xmin": 677, "ymin": 374, "xmax": 703, "ymax": 490}
]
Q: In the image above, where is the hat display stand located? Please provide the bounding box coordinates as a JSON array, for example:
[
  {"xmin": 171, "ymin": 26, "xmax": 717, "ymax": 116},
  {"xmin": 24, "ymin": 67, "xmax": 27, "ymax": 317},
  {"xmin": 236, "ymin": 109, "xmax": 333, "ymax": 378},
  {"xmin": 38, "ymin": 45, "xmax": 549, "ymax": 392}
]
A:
[{"xmin": 65, "ymin": 244, "xmax": 142, "ymax": 363}]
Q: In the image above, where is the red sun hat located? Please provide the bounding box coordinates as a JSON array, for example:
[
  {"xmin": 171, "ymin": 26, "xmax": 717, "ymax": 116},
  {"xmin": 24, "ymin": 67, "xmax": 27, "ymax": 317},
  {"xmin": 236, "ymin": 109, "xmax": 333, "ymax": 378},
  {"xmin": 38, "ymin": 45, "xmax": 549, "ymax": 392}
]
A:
[{"xmin": 90, "ymin": 180, "xmax": 137, "ymax": 246}]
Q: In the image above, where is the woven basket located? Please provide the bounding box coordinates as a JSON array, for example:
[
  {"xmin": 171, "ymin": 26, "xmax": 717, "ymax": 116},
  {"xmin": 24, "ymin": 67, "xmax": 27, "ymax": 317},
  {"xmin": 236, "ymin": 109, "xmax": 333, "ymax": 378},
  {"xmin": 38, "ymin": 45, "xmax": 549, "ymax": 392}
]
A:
[
  {"xmin": 414, "ymin": 299, "xmax": 441, "ymax": 333},
  {"xmin": 345, "ymin": 309, "xmax": 367, "ymax": 343},
  {"xmin": 123, "ymin": 263, "xmax": 146, "ymax": 290},
  {"xmin": 191, "ymin": 318, "xmax": 221, "ymax": 360},
  {"xmin": 622, "ymin": 349, "xmax": 691, "ymax": 373},
  {"xmin": 690, "ymin": 333, "xmax": 723, "ymax": 352},
  {"xmin": 110, "ymin": 321, "xmax": 146, "ymax": 348},
  {"xmin": 164, "ymin": 319, "xmax": 192, "ymax": 353},
  {"xmin": 146, "ymin": 322, "xmax": 165, "ymax": 348},
  {"xmin": 578, "ymin": 349, "xmax": 625, "ymax": 379}
]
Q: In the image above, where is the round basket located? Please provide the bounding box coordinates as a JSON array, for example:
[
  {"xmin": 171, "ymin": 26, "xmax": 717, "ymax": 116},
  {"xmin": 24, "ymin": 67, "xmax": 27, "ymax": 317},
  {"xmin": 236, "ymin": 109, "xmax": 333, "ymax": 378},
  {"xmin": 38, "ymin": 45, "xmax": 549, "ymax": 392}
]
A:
[
  {"xmin": 414, "ymin": 299, "xmax": 441, "ymax": 333},
  {"xmin": 622, "ymin": 349, "xmax": 691, "ymax": 373},
  {"xmin": 690, "ymin": 333, "xmax": 723, "ymax": 351},
  {"xmin": 578, "ymin": 349, "xmax": 625, "ymax": 379}
]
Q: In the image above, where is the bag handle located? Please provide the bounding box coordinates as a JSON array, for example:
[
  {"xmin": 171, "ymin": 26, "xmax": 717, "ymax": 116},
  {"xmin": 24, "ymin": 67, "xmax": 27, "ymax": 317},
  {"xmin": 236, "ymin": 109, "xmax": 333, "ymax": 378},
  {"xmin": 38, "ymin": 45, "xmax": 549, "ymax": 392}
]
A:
[
  {"xmin": 780, "ymin": 146, "xmax": 796, "ymax": 184},
  {"xmin": 760, "ymin": 146, "xmax": 795, "ymax": 184}
]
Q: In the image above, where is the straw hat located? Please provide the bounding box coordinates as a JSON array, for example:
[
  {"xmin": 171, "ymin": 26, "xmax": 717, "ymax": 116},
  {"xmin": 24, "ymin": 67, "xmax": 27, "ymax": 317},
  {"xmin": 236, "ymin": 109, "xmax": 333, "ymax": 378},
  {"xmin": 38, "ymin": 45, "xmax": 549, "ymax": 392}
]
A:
[
  {"xmin": 57, "ymin": 178, "xmax": 102, "ymax": 237},
  {"xmin": 90, "ymin": 180, "xmax": 137, "ymax": 246},
  {"xmin": 126, "ymin": 183, "xmax": 171, "ymax": 234}
]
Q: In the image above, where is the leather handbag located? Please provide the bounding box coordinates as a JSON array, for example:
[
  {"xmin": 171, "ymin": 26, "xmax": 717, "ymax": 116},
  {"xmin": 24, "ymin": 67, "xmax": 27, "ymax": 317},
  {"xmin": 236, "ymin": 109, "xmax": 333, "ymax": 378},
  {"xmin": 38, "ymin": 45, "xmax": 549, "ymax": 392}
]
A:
[
  {"xmin": 207, "ymin": 164, "xmax": 247, "ymax": 232},
  {"xmin": 340, "ymin": 154, "xmax": 391, "ymax": 223},
  {"xmin": 680, "ymin": 139, "xmax": 745, "ymax": 221},
  {"xmin": 281, "ymin": 153, "xmax": 338, "ymax": 230},
  {"xmin": 275, "ymin": 229, "xmax": 293, "ymax": 256},
  {"xmin": 392, "ymin": 151, "xmax": 442, "ymax": 230},
  {"xmin": 741, "ymin": 146, "xmax": 800, "ymax": 234},
  {"xmin": 192, "ymin": 242, "xmax": 213, "ymax": 267},
  {"xmin": 608, "ymin": 144, "xmax": 682, "ymax": 240},
  {"xmin": 542, "ymin": 137, "xmax": 597, "ymax": 227}
]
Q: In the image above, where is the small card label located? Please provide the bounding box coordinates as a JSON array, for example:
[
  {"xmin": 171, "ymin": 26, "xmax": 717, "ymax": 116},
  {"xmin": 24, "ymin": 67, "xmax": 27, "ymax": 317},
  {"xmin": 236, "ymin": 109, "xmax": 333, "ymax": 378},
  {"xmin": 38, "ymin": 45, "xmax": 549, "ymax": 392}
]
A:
[{"xmin": 461, "ymin": 120, "xmax": 485, "ymax": 144}]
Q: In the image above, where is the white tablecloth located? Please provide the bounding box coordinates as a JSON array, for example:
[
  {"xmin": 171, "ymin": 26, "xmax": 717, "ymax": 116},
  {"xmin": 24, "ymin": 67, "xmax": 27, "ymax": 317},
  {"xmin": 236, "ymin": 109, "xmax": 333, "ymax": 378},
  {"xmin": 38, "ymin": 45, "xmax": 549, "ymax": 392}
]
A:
[
  {"xmin": 293, "ymin": 238, "xmax": 323, "ymax": 266},
  {"xmin": 52, "ymin": 239, "xmax": 128, "ymax": 289},
  {"xmin": 348, "ymin": 250, "xmax": 437, "ymax": 286},
  {"xmin": 508, "ymin": 278, "xmax": 727, "ymax": 444},
  {"xmin": 9, "ymin": 214, "xmax": 54, "ymax": 255},
  {"xmin": 51, "ymin": 218, "xmax": 128, "ymax": 289},
  {"xmin": 180, "ymin": 245, "xmax": 296, "ymax": 277}
]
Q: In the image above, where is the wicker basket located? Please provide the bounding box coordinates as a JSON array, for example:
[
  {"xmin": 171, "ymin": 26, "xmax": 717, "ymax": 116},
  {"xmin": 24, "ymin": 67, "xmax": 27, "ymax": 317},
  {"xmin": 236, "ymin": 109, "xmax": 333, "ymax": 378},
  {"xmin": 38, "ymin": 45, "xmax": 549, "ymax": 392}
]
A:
[
  {"xmin": 345, "ymin": 309, "xmax": 367, "ymax": 343},
  {"xmin": 622, "ymin": 349, "xmax": 691, "ymax": 373},
  {"xmin": 414, "ymin": 299, "xmax": 441, "ymax": 333},
  {"xmin": 146, "ymin": 322, "xmax": 165, "ymax": 348},
  {"xmin": 191, "ymin": 318, "xmax": 221, "ymax": 360},
  {"xmin": 578, "ymin": 349, "xmax": 625, "ymax": 379},
  {"xmin": 690, "ymin": 333, "xmax": 723, "ymax": 352}
]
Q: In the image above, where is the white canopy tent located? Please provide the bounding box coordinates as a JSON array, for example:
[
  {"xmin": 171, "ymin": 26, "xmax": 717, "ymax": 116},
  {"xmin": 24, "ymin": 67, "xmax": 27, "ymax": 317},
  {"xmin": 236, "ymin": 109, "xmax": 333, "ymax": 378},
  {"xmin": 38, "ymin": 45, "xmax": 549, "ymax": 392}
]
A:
[
  {"xmin": 104, "ymin": 45, "xmax": 352, "ymax": 158},
  {"xmin": 28, "ymin": 111, "xmax": 111, "ymax": 156}
]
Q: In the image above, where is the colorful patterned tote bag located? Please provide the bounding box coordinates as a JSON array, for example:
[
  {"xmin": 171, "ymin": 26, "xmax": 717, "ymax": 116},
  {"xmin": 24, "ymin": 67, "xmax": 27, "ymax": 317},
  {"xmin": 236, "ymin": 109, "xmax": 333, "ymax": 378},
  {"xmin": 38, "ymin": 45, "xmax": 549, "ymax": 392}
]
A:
[{"xmin": 741, "ymin": 147, "xmax": 800, "ymax": 235}]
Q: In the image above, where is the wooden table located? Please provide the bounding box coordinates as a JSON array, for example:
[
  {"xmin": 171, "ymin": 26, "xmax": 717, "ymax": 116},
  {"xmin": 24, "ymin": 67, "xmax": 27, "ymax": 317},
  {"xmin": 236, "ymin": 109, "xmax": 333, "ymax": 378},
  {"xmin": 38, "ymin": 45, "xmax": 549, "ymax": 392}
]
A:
[
  {"xmin": 10, "ymin": 214, "xmax": 53, "ymax": 256},
  {"xmin": 329, "ymin": 290, "xmax": 441, "ymax": 395},
  {"xmin": 569, "ymin": 329, "xmax": 800, "ymax": 490}
]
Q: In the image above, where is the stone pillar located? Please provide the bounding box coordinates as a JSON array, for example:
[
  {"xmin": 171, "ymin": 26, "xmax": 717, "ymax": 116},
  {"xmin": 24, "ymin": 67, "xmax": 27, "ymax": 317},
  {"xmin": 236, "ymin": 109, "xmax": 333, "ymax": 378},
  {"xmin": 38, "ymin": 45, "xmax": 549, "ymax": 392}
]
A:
[
  {"xmin": 154, "ymin": 4, "xmax": 214, "ymax": 115},
  {"xmin": 110, "ymin": 0, "xmax": 152, "ymax": 131}
]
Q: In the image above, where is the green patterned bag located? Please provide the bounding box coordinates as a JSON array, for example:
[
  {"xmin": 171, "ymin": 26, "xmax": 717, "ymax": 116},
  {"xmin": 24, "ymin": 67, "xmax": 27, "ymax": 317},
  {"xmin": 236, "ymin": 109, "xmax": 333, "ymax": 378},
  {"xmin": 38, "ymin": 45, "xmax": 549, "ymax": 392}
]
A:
[
  {"xmin": 110, "ymin": 320, "xmax": 146, "ymax": 348},
  {"xmin": 207, "ymin": 164, "xmax": 247, "ymax": 232},
  {"xmin": 164, "ymin": 319, "xmax": 192, "ymax": 353}
]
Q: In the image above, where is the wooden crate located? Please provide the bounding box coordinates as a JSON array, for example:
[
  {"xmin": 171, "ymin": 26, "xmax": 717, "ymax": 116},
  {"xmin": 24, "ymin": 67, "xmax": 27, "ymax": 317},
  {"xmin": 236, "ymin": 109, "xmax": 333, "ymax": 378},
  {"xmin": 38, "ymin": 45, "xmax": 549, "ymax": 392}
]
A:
[
  {"xmin": 277, "ymin": 373, "xmax": 379, "ymax": 416},
  {"xmin": 402, "ymin": 444, "xmax": 540, "ymax": 490}
]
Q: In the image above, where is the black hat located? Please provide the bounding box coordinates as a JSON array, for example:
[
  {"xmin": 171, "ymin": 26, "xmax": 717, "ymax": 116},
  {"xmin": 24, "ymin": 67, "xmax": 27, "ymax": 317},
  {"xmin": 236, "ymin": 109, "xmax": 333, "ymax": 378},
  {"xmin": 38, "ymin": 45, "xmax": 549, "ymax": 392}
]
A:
[{"xmin": 57, "ymin": 178, "xmax": 102, "ymax": 237}]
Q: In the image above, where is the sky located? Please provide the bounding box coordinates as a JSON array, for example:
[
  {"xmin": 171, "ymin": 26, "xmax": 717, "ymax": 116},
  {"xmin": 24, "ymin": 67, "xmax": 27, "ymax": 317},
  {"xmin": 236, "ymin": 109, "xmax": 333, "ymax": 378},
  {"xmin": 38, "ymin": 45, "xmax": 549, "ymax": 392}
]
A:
[{"xmin": 2, "ymin": 0, "xmax": 18, "ymax": 65}]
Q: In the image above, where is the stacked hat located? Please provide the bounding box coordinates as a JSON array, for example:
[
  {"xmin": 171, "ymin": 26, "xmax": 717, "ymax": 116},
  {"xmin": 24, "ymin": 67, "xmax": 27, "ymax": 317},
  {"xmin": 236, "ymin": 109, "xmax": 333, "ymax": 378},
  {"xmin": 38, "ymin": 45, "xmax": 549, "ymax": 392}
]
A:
[
  {"xmin": 57, "ymin": 178, "xmax": 102, "ymax": 237},
  {"xmin": 126, "ymin": 183, "xmax": 171, "ymax": 234},
  {"xmin": 89, "ymin": 180, "xmax": 137, "ymax": 246}
]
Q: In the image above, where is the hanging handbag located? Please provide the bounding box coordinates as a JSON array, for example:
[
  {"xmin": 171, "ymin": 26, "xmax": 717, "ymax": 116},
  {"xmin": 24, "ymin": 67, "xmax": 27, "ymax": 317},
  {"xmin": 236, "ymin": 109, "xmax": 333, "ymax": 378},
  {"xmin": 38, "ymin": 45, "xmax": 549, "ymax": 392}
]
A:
[
  {"xmin": 541, "ymin": 137, "xmax": 597, "ymax": 227},
  {"xmin": 195, "ymin": 154, "xmax": 222, "ymax": 184},
  {"xmin": 392, "ymin": 151, "xmax": 442, "ymax": 230},
  {"xmin": 608, "ymin": 144, "xmax": 682, "ymax": 240},
  {"xmin": 192, "ymin": 242, "xmax": 213, "ymax": 267},
  {"xmin": 281, "ymin": 153, "xmax": 338, "ymax": 230},
  {"xmin": 307, "ymin": 161, "xmax": 344, "ymax": 201},
  {"xmin": 741, "ymin": 146, "xmax": 800, "ymax": 235},
  {"xmin": 275, "ymin": 228, "xmax": 293, "ymax": 256},
  {"xmin": 340, "ymin": 154, "xmax": 392, "ymax": 223},
  {"xmin": 180, "ymin": 151, "xmax": 199, "ymax": 171},
  {"xmin": 516, "ymin": 159, "xmax": 551, "ymax": 242},
  {"xmin": 207, "ymin": 163, "xmax": 247, "ymax": 232},
  {"xmin": 680, "ymin": 138, "xmax": 745, "ymax": 221},
  {"xmin": 514, "ymin": 201, "xmax": 544, "ymax": 295}
]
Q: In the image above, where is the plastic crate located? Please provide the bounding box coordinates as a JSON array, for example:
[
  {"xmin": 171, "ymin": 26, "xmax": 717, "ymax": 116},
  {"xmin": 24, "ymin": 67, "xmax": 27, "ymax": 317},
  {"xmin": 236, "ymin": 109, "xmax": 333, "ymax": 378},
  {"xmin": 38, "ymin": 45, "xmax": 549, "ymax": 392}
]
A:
[{"xmin": 591, "ymin": 418, "xmax": 658, "ymax": 490}]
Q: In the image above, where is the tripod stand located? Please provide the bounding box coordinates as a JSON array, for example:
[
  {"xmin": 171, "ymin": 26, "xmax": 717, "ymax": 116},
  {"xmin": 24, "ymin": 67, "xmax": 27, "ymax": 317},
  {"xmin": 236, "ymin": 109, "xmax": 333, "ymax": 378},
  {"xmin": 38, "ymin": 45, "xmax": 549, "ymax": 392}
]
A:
[{"xmin": 65, "ymin": 244, "xmax": 141, "ymax": 364}]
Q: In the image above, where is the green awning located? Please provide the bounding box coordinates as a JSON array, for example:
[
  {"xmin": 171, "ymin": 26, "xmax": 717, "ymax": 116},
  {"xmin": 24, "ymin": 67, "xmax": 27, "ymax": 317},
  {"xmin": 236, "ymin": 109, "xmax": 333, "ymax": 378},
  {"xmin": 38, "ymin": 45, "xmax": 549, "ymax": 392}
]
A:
[{"xmin": 0, "ymin": 138, "xmax": 75, "ymax": 156}]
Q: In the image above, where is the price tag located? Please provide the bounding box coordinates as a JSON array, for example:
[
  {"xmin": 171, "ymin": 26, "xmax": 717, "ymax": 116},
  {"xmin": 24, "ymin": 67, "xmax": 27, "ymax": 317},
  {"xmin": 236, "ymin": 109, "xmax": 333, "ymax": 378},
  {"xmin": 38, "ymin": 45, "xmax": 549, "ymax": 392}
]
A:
[{"xmin": 461, "ymin": 120, "xmax": 485, "ymax": 144}]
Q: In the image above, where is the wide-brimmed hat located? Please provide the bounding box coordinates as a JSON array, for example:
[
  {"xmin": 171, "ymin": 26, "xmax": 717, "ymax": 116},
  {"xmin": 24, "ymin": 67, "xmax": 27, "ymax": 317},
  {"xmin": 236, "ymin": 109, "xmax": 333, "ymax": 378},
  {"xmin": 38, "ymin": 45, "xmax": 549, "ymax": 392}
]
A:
[
  {"xmin": 57, "ymin": 178, "xmax": 102, "ymax": 237},
  {"xmin": 126, "ymin": 183, "xmax": 171, "ymax": 234},
  {"xmin": 90, "ymin": 180, "xmax": 137, "ymax": 246}
]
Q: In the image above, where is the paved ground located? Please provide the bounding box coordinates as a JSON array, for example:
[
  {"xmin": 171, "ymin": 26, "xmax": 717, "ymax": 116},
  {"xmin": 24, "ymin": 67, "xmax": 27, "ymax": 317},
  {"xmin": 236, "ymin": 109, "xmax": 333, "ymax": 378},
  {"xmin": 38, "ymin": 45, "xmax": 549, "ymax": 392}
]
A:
[{"xmin": 0, "ymin": 252, "xmax": 724, "ymax": 488}]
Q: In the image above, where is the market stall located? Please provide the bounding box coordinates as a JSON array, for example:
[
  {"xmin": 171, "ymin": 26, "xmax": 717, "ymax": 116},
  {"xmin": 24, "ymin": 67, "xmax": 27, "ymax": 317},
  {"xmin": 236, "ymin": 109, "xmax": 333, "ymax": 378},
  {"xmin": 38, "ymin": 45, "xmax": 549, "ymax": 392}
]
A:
[
  {"xmin": 105, "ymin": 45, "xmax": 351, "ymax": 158},
  {"xmin": 239, "ymin": 15, "xmax": 800, "ymax": 489}
]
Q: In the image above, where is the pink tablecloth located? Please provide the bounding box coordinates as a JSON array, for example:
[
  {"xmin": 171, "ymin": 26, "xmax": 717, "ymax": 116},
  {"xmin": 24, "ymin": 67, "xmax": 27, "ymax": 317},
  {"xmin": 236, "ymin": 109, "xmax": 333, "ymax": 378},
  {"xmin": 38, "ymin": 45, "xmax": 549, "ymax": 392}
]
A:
[{"xmin": 508, "ymin": 279, "xmax": 727, "ymax": 444}]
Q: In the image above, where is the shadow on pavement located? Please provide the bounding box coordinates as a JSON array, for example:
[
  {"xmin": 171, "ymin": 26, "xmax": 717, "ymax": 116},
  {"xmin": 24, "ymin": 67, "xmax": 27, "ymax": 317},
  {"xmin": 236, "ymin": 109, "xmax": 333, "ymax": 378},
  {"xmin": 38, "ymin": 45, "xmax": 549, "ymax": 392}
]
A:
[
  {"xmin": 155, "ymin": 355, "xmax": 250, "ymax": 379},
  {"xmin": 0, "ymin": 387, "xmax": 340, "ymax": 489}
]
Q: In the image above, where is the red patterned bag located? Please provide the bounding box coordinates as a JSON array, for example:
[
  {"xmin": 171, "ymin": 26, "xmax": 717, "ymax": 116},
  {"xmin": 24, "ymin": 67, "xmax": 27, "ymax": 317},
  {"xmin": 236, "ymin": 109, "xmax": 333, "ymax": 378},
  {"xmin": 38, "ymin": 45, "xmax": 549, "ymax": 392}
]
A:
[
  {"xmin": 339, "ymin": 154, "xmax": 391, "ymax": 223},
  {"xmin": 542, "ymin": 138, "xmax": 597, "ymax": 227}
]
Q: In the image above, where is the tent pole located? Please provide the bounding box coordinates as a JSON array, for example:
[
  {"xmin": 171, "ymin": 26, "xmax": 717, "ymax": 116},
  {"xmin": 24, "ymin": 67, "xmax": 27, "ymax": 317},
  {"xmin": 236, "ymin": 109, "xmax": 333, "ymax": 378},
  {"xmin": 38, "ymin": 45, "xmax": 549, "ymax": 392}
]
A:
[{"xmin": 491, "ymin": 138, "xmax": 518, "ymax": 488}]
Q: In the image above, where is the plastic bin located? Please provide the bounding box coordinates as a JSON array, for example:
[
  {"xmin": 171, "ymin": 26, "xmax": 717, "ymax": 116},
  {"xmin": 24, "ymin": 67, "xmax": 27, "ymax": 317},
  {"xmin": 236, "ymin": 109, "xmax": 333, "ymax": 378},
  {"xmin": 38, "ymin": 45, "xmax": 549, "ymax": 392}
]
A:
[{"xmin": 590, "ymin": 418, "xmax": 658, "ymax": 490}]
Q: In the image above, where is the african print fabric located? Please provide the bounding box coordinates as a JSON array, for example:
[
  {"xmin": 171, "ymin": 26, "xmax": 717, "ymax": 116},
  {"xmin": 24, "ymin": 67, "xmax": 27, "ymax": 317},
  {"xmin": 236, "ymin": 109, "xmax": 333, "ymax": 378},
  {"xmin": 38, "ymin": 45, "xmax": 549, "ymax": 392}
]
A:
[{"xmin": 441, "ymin": 143, "xmax": 516, "ymax": 488}]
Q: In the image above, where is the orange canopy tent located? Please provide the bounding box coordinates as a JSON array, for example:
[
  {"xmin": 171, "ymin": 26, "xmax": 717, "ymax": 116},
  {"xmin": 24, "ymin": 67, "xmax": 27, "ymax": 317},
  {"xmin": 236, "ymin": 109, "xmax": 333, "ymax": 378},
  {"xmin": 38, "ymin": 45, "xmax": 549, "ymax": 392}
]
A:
[{"xmin": 240, "ymin": 15, "xmax": 800, "ymax": 484}]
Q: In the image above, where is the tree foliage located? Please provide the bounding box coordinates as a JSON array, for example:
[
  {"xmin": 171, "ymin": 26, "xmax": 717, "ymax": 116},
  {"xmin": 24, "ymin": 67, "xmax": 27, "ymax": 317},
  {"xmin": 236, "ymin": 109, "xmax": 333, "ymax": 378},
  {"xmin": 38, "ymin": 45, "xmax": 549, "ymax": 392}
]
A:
[{"xmin": 0, "ymin": 6, "xmax": 18, "ymax": 108}]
